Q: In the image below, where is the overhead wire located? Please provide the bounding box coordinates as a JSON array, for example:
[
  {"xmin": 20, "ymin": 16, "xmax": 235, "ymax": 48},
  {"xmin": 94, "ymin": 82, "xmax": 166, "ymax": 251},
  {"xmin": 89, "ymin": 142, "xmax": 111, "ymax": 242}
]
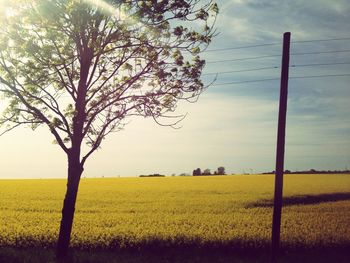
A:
[
  {"xmin": 291, "ymin": 62, "xmax": 350, "ymax": 68},
  {"xmin": 203, "ymin": 36, "xmax": 350, "ymax": 86},
  {"xmin": 212, "ymin": 78, "xmax": 280, "ymax": 86},
  {"xmin": 205, "ymin": 43, "xmax": 280, "ymax": 52},
  {"xmin": 292, "ymin": 49, "xmax": 350, "ymax": 56},
  {"xmin": 203, "ymin": 62, "xmax": 350, "ymax": 76},
  {"xmin": 289, "ymin": 73, "xmax": 350, "ymax": 80},
  {"xmin": 202, "ymin": 66, "xmax": 279, "ymax": 76},
  {"xmin": 207, "ymin": 54, "xmax": 281, "ymax": 64},
  {"xmin": 211, "ymin": 73, "xmax": 350, "ymax": 87},
  {"xmin": 204, "ymin": 37, "xmax": 350, "ymax": 52},
  {"xmin": 206, "ymin": 50, "xmax": 350, "ymax": 64},
  {"xmin": 292, "ymin": 37, "xmax": 350, "ymax": 43}
]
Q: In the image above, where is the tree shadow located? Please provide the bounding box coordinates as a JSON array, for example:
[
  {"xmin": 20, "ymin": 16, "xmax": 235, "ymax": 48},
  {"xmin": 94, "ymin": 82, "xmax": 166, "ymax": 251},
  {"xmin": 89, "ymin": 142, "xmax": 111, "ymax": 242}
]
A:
[
  {"xmin": 247, "ymin": 192, "xmax": 350, "ymax": 208},
  {"xmin": 1, "ymin": 246, "xmax": 350, "ymax": 263}
]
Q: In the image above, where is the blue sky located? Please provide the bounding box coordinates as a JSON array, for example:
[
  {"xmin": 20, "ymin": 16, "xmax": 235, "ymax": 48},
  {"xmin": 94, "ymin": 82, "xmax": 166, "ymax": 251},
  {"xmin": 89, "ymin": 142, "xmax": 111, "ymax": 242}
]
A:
[{"xmin": 0, "ymin": 0, "xmax": 350, "ymax": 178}]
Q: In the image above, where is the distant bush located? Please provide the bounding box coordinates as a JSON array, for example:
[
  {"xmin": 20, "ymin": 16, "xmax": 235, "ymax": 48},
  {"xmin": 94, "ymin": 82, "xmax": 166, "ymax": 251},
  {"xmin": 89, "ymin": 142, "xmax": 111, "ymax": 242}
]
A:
[
  {"xmin": 216, "ymin": 166, "xmax": 226, "ymax": 175},
  {"xmin": 202, "ymin": 169, "xmax": 211, "ymax": 175},
  {"xmin": 192, "ymin": 168, "xmax": 202, "ymax": 176},
  {"xmin": 193, "ymin": 167, "xmax": 226, "ymax": 176},
  {"xmin": 193, "ymin": 167, "xmax": 228, "ymax": 176},
  {"xmin": 262, "ymin": 169, "xmax": 350, "ymax": 174},
  {"xmin": 139, "ymin": 174, "xmax": 165, "ymax": 177}
]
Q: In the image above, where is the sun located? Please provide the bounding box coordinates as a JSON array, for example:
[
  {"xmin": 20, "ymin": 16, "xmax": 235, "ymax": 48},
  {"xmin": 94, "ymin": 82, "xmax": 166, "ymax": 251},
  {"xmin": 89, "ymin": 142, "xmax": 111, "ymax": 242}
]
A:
[
  {"xmin": 0, "ymin": 0, "xmax": 19, "ymax": 19},
  {"xmin": 82, "ymin": 0, "xmax": 126, "ymax": 20},
  {"xmin": 81, "ymin": 0, "xmax": 142, "ymax": 29}
]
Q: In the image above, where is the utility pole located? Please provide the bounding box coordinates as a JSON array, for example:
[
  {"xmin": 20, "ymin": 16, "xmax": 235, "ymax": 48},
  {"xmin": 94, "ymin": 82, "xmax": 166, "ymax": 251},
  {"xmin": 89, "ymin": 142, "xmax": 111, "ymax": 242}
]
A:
[{"xmin": 271, "ymin": 32, "xmax": 291, "ymax": 262}]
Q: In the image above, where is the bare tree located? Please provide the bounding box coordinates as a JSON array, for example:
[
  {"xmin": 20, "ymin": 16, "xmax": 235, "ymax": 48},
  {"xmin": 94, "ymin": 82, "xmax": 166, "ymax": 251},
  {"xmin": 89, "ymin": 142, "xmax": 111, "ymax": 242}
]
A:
[{"xmin": 0, "ymin": 0, "xmax": 218, "ymax": 258}]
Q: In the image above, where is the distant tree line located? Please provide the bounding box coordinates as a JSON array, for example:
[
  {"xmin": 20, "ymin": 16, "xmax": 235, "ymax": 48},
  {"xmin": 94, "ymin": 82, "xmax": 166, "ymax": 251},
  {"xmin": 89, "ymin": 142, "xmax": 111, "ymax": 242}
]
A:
[
  {"xmin": 193, "ymin": 167, "xmax": 226, "ymax": 176},
  {"xmin": 262, "ymin": 169, "xmax": 350, "ymax": 174},
  {"xmin": 139, "ymin": 174, "xmax": 165, "ymax": 178}
]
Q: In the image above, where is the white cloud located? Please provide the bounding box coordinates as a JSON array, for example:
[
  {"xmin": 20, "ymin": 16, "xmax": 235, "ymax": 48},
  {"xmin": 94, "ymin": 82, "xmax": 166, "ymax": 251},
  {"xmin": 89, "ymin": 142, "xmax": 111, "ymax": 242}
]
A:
[{"xmin": 215, "ymin": 0, "xmax": 350, "ymax": 45}]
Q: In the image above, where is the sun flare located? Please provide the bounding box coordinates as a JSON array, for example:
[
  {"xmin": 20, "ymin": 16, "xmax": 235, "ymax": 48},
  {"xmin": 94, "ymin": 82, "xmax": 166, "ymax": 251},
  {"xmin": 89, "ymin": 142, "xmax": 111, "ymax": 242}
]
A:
[
  {"xmin": 0, "ymin": 0, "xmax": 16, "ymax": 18},
  {"xmin": 81, "ymin": 0, "xmax": 125, "ymax": 20}
]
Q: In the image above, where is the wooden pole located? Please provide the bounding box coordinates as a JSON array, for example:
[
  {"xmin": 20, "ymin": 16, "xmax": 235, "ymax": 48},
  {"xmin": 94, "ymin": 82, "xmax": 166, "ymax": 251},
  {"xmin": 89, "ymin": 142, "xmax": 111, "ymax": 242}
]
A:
[{"xmin": 271, "ymin": 32, "xmax": 291, "ymax": 261}]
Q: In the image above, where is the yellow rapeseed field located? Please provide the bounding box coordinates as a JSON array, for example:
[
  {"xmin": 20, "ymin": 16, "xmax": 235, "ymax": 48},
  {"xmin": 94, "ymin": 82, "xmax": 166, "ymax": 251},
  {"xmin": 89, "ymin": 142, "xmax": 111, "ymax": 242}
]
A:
[{"xmin": 0, "ymin": 174, "xmax": 349, "ymax": 250}]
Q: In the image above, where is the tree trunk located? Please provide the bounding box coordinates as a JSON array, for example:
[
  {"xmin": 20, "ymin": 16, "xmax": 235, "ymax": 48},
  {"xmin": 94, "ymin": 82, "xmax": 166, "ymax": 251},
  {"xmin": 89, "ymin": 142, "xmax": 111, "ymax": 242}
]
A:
[{"xmin": 56, "ymin": 153, "xmax": 84, "ymax": 259}]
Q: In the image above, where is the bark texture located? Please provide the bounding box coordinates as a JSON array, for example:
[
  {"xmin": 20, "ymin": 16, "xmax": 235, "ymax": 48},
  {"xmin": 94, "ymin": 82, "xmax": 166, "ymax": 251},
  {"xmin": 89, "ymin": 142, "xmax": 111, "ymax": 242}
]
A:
[{"xmin": 56, "ymin": 152, "xmax": 84, "ymax": 258}]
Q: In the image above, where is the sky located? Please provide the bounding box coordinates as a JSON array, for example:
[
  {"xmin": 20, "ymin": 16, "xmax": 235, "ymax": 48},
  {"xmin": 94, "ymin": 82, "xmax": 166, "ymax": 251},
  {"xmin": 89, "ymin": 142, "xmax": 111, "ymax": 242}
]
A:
[{"xmin": 0, "ymin": 0, "xmax": 350, "ymax": 178}]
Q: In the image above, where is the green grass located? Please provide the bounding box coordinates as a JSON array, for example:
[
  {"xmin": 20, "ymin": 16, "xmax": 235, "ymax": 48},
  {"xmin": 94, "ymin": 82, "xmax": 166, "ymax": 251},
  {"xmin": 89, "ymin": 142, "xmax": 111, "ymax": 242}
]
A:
[{"xmin": 0, "ymin": 174, "xmax": 350, "ymax": 261}]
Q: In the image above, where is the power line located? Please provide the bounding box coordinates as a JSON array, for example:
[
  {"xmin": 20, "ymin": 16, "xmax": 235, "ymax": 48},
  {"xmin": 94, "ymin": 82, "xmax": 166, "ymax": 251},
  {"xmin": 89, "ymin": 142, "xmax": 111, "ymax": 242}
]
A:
[
  {"xmin": 292, "ymin": 49, "xmax": 350, "ymax": 56},
  {"xmin": 212, "ymin": 77, "xmax": 279, "ymax": 86},
  {"xmin": 290, "ymin": 73, "xmax": 350, "ymax": 80},
  {"xmin": 205, "ymin": 43, "xmax": 280, "ymax": 52},
  {"xmin": 292, "ymin": 37, "xmax": 350, "ymax": 44},
  {"xmin": 204, "ymin": 37, "xmax": 350, "ymax": 52},
  {"xmin": 206, "ymin": 49, "xmax": 350, "ymax": 64},
  {"xmin": 207, "ymin": 54, "xmax": 280, "ymax": 64},
  {"xmin": 202, "ymin": 66, "xmax": 279, "ymax": 76},
  {"xmin": 291, "ymin": 62, "xmax": 350, "ymax": 68},
  {"xmin": 211, "ymin": 73, "xmax": 350, "ymax": 86},
  {"xmin": 203, "ymin": 62, "xmax": 350, "ymax": 76}
]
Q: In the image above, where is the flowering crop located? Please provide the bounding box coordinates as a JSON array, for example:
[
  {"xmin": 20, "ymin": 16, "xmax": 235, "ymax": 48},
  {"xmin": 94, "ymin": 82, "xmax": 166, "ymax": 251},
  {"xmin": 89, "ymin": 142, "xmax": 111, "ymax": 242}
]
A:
[{"xmin": 0, "ymin": 174, "xmax": 349, "ymax": 250}]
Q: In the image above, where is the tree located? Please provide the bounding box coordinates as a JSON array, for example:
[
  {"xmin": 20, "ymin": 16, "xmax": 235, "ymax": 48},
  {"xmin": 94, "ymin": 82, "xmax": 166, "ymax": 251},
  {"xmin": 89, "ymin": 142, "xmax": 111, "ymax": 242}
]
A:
[
  {"xmin": 0, "ymin": 0, "xmax": 218, "ymax": 258},
  {"xmin": 217, "ymin": 166, "xmax": 225, "ymax": 175},
  {"xmin": 193, "ymin": 168, "xmax": 202, "ymax": 176},
  {"xmin": 202, "ymin": 168, "xmax": 211, "ymax": 175}
]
